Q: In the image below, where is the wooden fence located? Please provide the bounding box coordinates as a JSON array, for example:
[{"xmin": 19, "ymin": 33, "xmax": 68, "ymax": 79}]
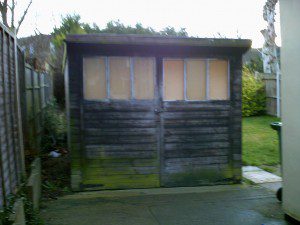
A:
[
  {"xmin": 258, "ymin": 73, "xmax": 279, "ymax": 117},
  {"xmin": 19, "ymin": 60, "xmax": 53, "ymax": 158},
  {"xmin": 0, "ymin": 22, "xmax": 53, "ymax": 210},
  {"xmin": 0, "ymin": 24, "xmax": 24, "ymax": 208}
]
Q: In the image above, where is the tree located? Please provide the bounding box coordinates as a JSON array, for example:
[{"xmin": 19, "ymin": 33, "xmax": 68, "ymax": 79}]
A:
[
  {"xmin": 244, "ymin": 56, "xmax": 264, "ymax": 74},
  {"xmin": 52, "ymin": 14, "xmax": 189, "ymax": 69},
  {"xmin": 160, "ymin": 26, "xmax": 187, "ymax": 37},
  {"xmin": 261, "ymin": 0, "xmax": 281, "ymax": 117},
  {"xmin": 51, "ymin": 14, "xmax": 189, "ymax": 104},
  {"xmin": 261, "ymin": 0, "xmax": 278, "ymax": 74},
  {"xmin": 0, "ymin": 0, "xmax": 32, "ymax": 34},
  {"xmin": 52, "ymin": 15, "xmax": 189, "ymax": 51},
  {"xmin": 52, "ymin": 14, "xmax": 87, "ymax": 48}
]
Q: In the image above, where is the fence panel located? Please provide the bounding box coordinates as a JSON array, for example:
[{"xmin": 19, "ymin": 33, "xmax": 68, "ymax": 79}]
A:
[
  {"xmin": 20, "ymin": 64, "xmax": 53, "ymax": 159},
  {"xmin": 0, "ymin": 22, "xmax": 53, "ymax": 208},
  {"xmin": 0, "ymin": 24, "xmax": 24, "ymax": 208},
  {"xmin": 258, "ymin": 73, "xmax": 278, "ymax": 116}
]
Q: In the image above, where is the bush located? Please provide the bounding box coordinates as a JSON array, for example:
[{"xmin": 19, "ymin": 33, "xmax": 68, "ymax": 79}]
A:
[
  {"xmin": 41, "ymin": 99, "xmax": 70, "ymax": 198},
  {"xmin": 242, "ymin": 67, "xmax": 266, "ymax": 117},
  {"xmin": 41, "ymin": 100, "xmax": 67, "ymax": 152}
]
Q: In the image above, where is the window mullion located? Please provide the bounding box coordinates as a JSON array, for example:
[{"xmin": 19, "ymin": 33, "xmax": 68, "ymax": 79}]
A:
[
  {"xmin": 106, "ymin": 57, "xmax": 110, "ymax": 99},
  {"xmin": 130, "ymin": 57, "xmax": 135, "ymax": 100},
  {"xmin": 206, "ymin": 59, "xmax": 210, "ymax": 100},
  {"xmin": 184, "ymin": 59, "xmax": 187, "ymax": 100}
]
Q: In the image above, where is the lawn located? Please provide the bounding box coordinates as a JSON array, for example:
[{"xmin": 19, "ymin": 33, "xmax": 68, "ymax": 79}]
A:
[{"xmin": 242, "ymin": 115, "xmax": 281, "ymax": 167}]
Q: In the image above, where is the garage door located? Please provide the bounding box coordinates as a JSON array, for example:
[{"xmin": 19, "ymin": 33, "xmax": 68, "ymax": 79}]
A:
[
  {"xmin": 80, "ymin": 56, "xmax": 230, "ymax": 190},
  {"xmin": 160, "ymin": 59, "xmax": 231, "ymax": 187},
  {"xmin": 81, "ymin": 56, "xmax": 159, "ymax": 190}
]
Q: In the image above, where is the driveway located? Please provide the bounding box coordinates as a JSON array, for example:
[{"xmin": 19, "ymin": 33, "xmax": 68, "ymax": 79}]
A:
[{"xmin": 40, "ymin": 185, "xmax": 292, "ymax": 225}]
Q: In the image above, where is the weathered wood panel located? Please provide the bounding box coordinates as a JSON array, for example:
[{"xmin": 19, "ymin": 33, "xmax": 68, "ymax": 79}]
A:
[
  {"xmin": 66, "ymin": 38, "xmax": 245, "ymax": 191},
  {"xmin": 0, "ymin": 25, "xmax": 24, "ymax": 208},
  {"xmin": 80, "ymin": 100, "xmax": 159, "ymax": 190},
  {"xmin": 259, "ymin": 73, "xmax": 278, "ymax": 116},
  {"xmin": 19, "ymin": 65, "xmax": 53, "ymax": 159},
  {"xmin": 160, "ymin": 101, "xmax": 233, "ymax": 186}
]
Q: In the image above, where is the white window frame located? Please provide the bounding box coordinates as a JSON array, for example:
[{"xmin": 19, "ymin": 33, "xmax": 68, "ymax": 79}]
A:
[
  {"xmin": 83, "ymin": 56, "xmax": 156, "ymax": 101},
  {"xmin": 82, "ymin": 56, "xmax": 107, "ymax": 101},
  {"xmin": 162, "ymin": 58, "xmax": 230, "ymax": 102}
]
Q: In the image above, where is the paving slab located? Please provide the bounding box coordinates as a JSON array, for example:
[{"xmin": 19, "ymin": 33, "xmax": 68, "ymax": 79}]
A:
[
  {"xmin": 243, "ymin": 166, "xmax": 282, "ymax": 184},
  {"xmin": 40, "ymin": 185, "xmax": 292, "ymax": 225}
]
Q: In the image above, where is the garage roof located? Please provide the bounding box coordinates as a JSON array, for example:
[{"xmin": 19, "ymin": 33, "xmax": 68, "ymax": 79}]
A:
[{"xmin": 65, "ymin": 34, "xmax": 251, "ymax": 48}]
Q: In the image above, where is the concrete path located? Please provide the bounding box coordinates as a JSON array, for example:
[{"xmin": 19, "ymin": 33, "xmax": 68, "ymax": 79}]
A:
[
  {"xmin": 243, "ymin": 166, "xmax": 283, "ymax": 193},
  {"xmin": 40, "ymin": 185, "xmax": 292, "ymax": 225},
  {"xmin": 243, "ymin": 166, "xmax": 282, "ymax": 184}
]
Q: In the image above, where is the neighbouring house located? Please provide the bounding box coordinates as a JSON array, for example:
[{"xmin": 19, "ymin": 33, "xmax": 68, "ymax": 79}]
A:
[
  {"xmin": 64, "ymin": 34, "xmax": 251, "ymax": 191},
  {"xmin": 280, "ymin": 0, "xmax": 300, "ymax": 221},
  {"xmin": 18, "ymin": 34, "xmax": 55, "ymax": 72}
]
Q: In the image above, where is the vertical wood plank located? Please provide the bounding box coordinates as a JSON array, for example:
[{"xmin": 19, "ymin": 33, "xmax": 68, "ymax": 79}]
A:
[
  {"xmin": 2, "ymin": 31, "xmax": 13, "ymax": 194},
  {"xmin": 0, "ymin": 28, "xmax": 7, "ymax": 207},
  {"xmin": 8, "ymin": 35, "xmax": 18, "ymax": 188},
  {"xmin": 206, "ymin": 59, "xmax": 210, "ymax": 100},
  {"xmin": 106, "ymin": 57, "xmax": 110, "ymax": 99},
  {"xmin": 130, "ymin": 57, "xmax": 134, "ymax": 99},
  {"xmin": 15, "ymin": 43, "xmax": 25, "ymax": 179}
]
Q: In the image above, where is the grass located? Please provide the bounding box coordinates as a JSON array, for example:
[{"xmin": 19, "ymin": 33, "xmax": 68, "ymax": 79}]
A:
[{"xmin": 242, "ymin": 115, "xmax": 281, "ymax": 167}]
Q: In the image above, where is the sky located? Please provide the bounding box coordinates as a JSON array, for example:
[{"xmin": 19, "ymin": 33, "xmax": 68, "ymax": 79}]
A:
[{"xmin": 16, "ymin": 0, "xmax": 281, "ymax": 48}]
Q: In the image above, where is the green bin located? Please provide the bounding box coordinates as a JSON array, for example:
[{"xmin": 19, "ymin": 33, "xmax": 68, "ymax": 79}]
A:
[
  {"xmin": 270, "ymin": 122, "xmax": 282, "ymax": 164},
  {"xmin": 270, "ymin": 121, "xmax": 282, "ymax": 201}
]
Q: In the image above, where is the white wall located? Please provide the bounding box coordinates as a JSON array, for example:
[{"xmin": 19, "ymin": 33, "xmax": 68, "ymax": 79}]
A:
[{"xmin": 280, "ymin": 0, "xmax": 300, "ymax": 221}]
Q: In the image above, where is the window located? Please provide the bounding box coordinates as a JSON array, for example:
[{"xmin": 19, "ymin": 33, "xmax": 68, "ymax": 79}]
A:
[
  {"xmin": 110, "ymin": 57, "xmax": 131, "ymax": 99},
  {"xmin": 163, "ymin": 58, "xmax": 229, "ymax": 101},
  {"xmin": 134, "ymin": 58, "xmax": 155, "ymax": 99},
  {"xmin": 164, "ymin": 60, "xmax": 184, "ymax": 100},
  {"xmin": 209, "ymin": 60, "xmax": 229, "ymax": 100},
  {"xmin": 83, "ymin": 57, "xmax": 107, "ymax": 100},
  {"xmin": 186, "ymin": 59, "xmax": 206, "ymax": 100},
  {"xmin": 83, "ymin": 57, "xmax": 155, "ymax": 100}
]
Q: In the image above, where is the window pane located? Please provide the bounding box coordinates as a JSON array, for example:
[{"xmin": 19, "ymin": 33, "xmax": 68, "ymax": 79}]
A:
[
  {"xmin": 110, "ymin": 57, "xmax": 131, "ymax": 99},
  {"xmin": 164, "ymin": 60, "xmax": 184, "ymax": 100},
  {"xmin": 83, "ymin": 57, "xmax": 106, "ymax": 100},
  {"xmin": 186, "ymin": 59, "xmax": 206, "ymax": 100},
  {"xmin": 134, "ymin": 58, "xmax": 155, "ymax": 100},
  {"xmin": 209, "ymin": 60, "xmax": 229, "ymax": 100}
]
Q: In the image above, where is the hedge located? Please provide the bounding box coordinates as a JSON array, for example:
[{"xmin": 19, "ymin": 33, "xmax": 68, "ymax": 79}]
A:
[{"xmin": 242, "ymin": 67, "xmax": 266, "ymax": 117}]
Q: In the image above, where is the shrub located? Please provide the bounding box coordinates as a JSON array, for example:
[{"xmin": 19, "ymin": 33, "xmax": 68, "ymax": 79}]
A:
[
  {"xmin": 41, "ymin": 99, "xmax": 67, "ymax": 152},
  {"xmin": 242, "ymin": 67, "xmax": 266, "ymax": 117},
  {"xmin": 244, "ymin": 56, "xmax": 264, "ymax": 73}
]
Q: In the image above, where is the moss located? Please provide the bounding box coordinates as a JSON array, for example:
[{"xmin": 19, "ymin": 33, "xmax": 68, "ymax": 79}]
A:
[
  {"xmin": 162, "ymin": 166, "xmax": 237, "ymax": 187},
  {"xmin": 79, "ymin": 158, "xmax": 159, "ymax": 190}
]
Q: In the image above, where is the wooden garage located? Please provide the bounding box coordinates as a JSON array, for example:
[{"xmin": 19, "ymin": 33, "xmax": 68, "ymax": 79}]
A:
[{"xmin": 64, "ymin": 34, "xmax": 251, "ymax": 191}]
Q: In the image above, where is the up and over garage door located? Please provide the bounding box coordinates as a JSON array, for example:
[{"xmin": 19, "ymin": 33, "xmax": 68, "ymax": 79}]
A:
[{"xmin": 80, "ymin": 56, "xmax": 230, "ymax": 190}]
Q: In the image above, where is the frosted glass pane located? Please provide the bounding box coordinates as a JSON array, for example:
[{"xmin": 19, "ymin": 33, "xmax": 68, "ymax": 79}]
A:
[
  {"xmin": 134, "ymin": 58, "xmax": 155, "ymax": 100},
  {"xmin": 209, "ymin": 60, "xmax": 229, "ymax": 100},
  {"xmin": 83, "ymin": 57, "xmax": 106, "ymax": 100},
  {"xmin": 186, "ymin": 59, "xmax": 206, "ymax": 100},
  {"xmin": 164, "ymin": 60, "xmax": 184, "ymax": 100},
  {"xmin": 110, "ymin": 57, "xmax": 131, "ymax": 100}
]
